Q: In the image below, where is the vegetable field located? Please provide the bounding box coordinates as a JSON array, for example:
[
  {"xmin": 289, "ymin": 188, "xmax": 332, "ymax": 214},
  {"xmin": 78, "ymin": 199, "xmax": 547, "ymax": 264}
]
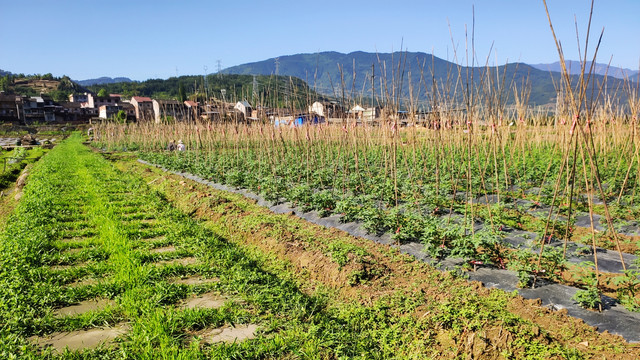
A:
[
  {"xmin": 95, "ymin": 118, "xmax": 640, "ymax": 315},
  {"xmin": 6, "ymin": 134, "xmax": 632, "ymax": 358}
]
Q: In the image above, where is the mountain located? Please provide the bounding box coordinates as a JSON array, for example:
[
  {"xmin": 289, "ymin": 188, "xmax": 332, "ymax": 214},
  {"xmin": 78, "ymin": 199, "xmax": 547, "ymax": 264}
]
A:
[
  {"xmin": 0, "ymin": 69, "xmax": 12, "ymax": 77},
  {"xmin": 75, "ymin": 77, "xmax": 134, "ymax": 86},
  {"xmin": 222, "ymin": 51, "xmax": 633, "ymax": 107},
  {"xmin": 530, "ymin": 61, "xmax": 639, "ymax": 80}
]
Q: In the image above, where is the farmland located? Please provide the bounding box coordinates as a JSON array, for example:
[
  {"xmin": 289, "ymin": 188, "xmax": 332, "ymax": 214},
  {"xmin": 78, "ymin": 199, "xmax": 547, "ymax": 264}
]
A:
[
  {"xmin": 94, "ymin": 115, "xmax": 640, "ymax": 311},
  {"xmin": 0, "ymin": 131, "xmax": 638, "ymax": 358}
]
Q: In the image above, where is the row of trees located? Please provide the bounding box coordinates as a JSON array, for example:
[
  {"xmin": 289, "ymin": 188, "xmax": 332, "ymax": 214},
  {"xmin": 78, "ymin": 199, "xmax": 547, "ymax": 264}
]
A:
[{"xmin": 86, "ymin": 74, "xmax": 326, "ymax": 108}]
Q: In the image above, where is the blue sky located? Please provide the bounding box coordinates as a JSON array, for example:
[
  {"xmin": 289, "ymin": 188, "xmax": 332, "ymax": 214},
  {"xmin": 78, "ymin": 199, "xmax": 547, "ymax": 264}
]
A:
[{"xmin": 1, "ymin": 0, "xmax": 638, "ymax": 81}]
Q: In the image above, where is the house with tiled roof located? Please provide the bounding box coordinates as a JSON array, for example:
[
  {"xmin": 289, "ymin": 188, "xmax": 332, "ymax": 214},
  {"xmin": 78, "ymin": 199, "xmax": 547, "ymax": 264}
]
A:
[{"xmin": 130, "ymin": 96, "xmax": 154, "ymax": 121}]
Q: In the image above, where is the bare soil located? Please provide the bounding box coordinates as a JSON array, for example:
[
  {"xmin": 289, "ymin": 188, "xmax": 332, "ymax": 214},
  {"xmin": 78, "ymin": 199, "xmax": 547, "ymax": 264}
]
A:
[
  {"xmin": 170, "ymin": 276, "xmax": 219, "ymax": 286},
  {"xmin": 156, "ymin": 257, "xmax": 197, "ymax": 266},
  {"xmin": 30, "ymin": 323, "xmax": 129, "ymax": 353},
  {"xmin": 54, "ymin": 298, "xmax": 115, "ymax": 317},
  {"xmin": 193, "ymin": 324, "xmax": 259, "ymax": 345},
  {"xmin": 180, "ymin": 293, "xmax": 228, "ymax": 310},
  {"xmin": 150, "ymin": 245, "xmax": 176, "ymax": 254}
]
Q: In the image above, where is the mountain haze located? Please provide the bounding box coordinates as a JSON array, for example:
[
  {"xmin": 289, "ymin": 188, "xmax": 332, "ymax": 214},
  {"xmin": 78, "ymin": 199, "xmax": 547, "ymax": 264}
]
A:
[
  {"xmin": 75, "ymin": 77, "xmax": 134, "ymax": 86},
  {"xmin": 531, "ymin": 61, "xmax": 639, "ymax": 80}
]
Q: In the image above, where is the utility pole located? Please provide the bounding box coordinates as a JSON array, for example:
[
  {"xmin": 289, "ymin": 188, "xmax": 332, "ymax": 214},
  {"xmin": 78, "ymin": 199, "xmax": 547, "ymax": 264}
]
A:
[
  {"xmin": 252, "ymin": 75, "xmax": 258, "ymax": 106},
  {"xmin": 203, "ymin": 65, "xmax": 209, "ymax": 102},
  {"xmin": 371, "ymin": 63, "xmax": 375, "ymax": 109},
  {"xmin": 275, "ymin": 58, "xmax": 280, "ymax": 111}
]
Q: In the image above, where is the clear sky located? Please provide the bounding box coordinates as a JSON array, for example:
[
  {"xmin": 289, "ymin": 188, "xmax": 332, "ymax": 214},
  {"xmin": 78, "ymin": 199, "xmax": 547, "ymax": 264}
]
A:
[{"xmin": 1, "ymin": 0, "xmax": 638, "ymax": 81}]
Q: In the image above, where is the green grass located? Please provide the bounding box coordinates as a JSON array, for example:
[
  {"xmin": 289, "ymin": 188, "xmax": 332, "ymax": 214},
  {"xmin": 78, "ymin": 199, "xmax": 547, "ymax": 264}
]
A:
[{"xmin": 0, "ymin": 146, "xmax": 47, "ymax": 190}]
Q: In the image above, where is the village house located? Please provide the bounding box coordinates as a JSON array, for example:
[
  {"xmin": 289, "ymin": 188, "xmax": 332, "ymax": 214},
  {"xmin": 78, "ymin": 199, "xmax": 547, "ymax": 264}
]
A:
[
  {"xmin": 98, "ymin": 102, "xmax": 136, "ymax": 121},
  {"xmin": 234, "ymin": 100, "xmax": 252, "ymax": 119},
  {"xmin": 59, "ymin": 101, "xmax": 95, "ymax": 123},
  {"xmin": 23, "ymin": 95, "xmax": 58, "ymax": 123},
  {"xmin": 309, "ymin": 101, "xmax": 345, "ymax": 118},
  {"xmin": 130, "ymin": 96, "xmax": 154, "ymax": 121},
  {"xmin": 0, "ymin": 93, "xmax": 23, "ymax": 121},
  {"xmin": 68, "ymin": 93, "xmax": 89, "ymax": 104},
  {"xmin": 349, "ymin": 105, "xmax": 380, "ymax": 121},
  {"xmin": 87, "ymin": 93, "xmax": 121, "ymax": 108}
]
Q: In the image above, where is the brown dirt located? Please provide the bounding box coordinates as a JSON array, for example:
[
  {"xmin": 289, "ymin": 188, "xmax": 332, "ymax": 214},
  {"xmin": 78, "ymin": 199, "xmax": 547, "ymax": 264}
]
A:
[
  {"xmin": 192, "ymin": 324, "xmax": 259, "ymax": 345},
  {"xmin": 180, "ymin": 293, "xmax": 228, "ymax": 310},
  {"xmin": 155, "ymin": 257, "xmax": 197, "ymax": 266},
  {"xmin": 66, "ymin": 277, "xmax": 99, "ymax": 288},
  {"xmin": 122, "ymin": 159, "xmax": 640, "ymax": 359},
  {"xmin": 54, "ymin": 298, "xmax": 115, "ymax": 317},
  {"xmin": 150, "ymin": 245, "xmax": 176, "ymax": 254},
  {"xmin": 30, "ymin": 323, "xmax": 129, "ymax": 353},
  {"xmin": 170, "ymin": 276, "xmax": 219, "ymax": 286},
  {"xmin": 63, "ymin": 247, "xmax": 85, "ymax": 254}
]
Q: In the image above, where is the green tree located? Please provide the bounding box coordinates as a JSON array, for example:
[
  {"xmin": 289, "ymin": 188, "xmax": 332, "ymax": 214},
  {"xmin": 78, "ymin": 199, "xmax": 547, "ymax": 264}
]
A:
[
  {"xmin": 114, "ymin": 110, "xmax": 127, "ymax": 123},
  {"xmin": 178, "ymin": 82, "xmax": 186, "ymax": 102},
  {"xmin": 0, "ymin": 76, "xmax": 8, "ymax": 91},
  {"xmin": 97, "ymin": 88, "xmax": 108, "ymax": 97}
]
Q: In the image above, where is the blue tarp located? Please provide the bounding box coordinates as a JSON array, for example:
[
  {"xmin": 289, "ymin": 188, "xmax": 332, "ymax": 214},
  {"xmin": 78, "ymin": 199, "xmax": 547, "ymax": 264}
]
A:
[{"xmin": 275, "ymin": 114, "xmax": 325, "ymax": 127}]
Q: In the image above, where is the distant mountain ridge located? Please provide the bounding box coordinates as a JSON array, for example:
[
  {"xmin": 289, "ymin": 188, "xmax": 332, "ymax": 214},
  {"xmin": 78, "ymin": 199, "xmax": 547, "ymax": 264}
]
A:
[
  {"xmin": 221, "ymin": 51, "xmax": 633, "ymax": 106},
  {"xmin": 75, "ymin": 77, "xmax": 134, "ymax": 86},
  {"xmin": 531, "ymin": 61, "xmax": 639, "ymax": 80}
]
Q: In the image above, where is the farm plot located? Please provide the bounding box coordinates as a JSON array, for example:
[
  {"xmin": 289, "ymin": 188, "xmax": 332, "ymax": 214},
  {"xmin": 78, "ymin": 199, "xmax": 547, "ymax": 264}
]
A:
[
  {"xmin": 4, "ymin": 133, "xmax": 620, "ymax": 358},
  {"xmin": 94, "ymin": 121, "xmax": 640, "ymax": 317},
  {"xmin": 122, "ymin": 152, "xmax": 640, "ymax": 359}
]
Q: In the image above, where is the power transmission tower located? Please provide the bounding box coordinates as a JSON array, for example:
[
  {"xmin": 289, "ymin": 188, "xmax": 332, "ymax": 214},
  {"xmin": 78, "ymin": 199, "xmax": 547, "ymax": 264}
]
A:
[
  {"xmin": 274, "ymin": 57, "xmax": 280, "ymax": 76},
  {"xmin": 217, "ymin": 60, "xmax": 222, "ymax": 78}
]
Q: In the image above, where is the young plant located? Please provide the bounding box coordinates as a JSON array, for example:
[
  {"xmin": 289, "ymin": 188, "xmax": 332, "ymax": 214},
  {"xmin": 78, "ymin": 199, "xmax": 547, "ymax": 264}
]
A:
[{"xmin": 571, "ymin": 262, "xmax": 602, "ymax": 311}]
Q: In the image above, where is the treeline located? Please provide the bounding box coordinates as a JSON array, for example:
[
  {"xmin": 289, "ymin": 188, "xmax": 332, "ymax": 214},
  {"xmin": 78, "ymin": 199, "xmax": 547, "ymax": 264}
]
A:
[
  {"xmin": 0, "ymin": 73, "xmax": 84, "ymax": 101},
  {"xmin": 86, "ymin": 74, "xmax": 327, "ymax": 108}
]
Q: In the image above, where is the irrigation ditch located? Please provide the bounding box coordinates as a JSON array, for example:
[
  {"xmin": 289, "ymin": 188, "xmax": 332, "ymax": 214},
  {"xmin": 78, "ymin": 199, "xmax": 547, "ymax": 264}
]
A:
[{"xmin": 137, "ymin": 158, "xmax": 640, "ymax": 343}]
